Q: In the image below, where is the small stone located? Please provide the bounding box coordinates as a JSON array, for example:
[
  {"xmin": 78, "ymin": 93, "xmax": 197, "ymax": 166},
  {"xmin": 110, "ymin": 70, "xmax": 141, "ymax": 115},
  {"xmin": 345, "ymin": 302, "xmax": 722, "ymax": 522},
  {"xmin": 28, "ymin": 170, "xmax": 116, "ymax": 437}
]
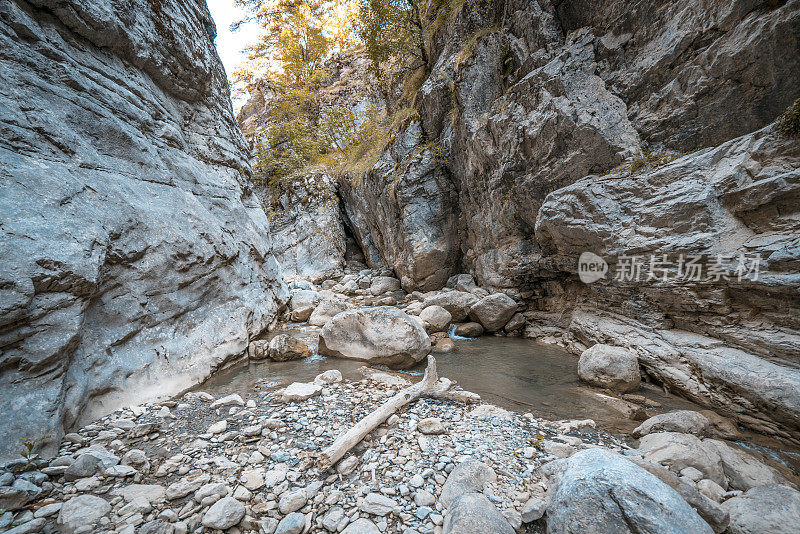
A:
[
  {"xmin": 360, "ymin": 493, "xmax": 399, "ymax": 516},
  {"xmin": 278, "ymin": 489, "xmax": 307, "ymax": 514},
  {"xmin": 208, "ymin": 420, "xmax": 227, "ymax": 434},
  {"xmin": 417, "ymin": 418, "xmax": 445, "ymax": 435},
  {"xmin": 274, "ymin": 512, "xmax": 306, "ymax": 534}
]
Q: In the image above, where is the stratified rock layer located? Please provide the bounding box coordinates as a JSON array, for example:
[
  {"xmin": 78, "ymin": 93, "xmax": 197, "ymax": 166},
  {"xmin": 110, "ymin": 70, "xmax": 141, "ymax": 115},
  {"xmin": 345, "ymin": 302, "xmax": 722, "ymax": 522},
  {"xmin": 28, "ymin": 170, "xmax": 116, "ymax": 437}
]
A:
[{"xmin": 0, "ymin": 0, "xmax": 286, "ymax": 460}]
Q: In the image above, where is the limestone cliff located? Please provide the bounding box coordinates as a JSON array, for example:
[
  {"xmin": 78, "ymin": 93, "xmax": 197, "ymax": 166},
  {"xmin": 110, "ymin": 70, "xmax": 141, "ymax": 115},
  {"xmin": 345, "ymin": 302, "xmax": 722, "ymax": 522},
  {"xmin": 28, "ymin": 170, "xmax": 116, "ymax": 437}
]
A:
[
  {"xmin": 0, "ymin": 0, "xmax": 287, "ymax": 461},
  {"xmin": 237, "ymin": 0, "xmax": 800, "ymax": 441}
]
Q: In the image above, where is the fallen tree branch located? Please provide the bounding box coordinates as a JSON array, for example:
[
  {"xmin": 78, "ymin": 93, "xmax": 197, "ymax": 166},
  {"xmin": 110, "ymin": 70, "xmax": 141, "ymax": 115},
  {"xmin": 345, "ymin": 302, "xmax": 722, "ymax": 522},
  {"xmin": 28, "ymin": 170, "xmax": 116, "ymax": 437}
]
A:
[{"xmin": 318, "ymin": 355, "xmax": 439, "ymax": 470}]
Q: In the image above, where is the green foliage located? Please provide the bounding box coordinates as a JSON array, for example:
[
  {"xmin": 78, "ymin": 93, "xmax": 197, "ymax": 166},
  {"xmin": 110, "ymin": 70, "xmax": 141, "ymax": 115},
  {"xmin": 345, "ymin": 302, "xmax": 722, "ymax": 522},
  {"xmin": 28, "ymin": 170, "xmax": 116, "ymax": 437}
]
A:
[
  {"xmin": 357, "ymin": 0, "xmax": 427, "ymax": 76},
  {"xmin": 628, "ymin": 149, "xmax": 683, "ymax": 174},
  {"xmin": 777, "ymin": 98, "xmax": 800, "ymax": 138},
  {"xmin": 14, "ymin": 436, "xmax": 49, "ymax": 474}
]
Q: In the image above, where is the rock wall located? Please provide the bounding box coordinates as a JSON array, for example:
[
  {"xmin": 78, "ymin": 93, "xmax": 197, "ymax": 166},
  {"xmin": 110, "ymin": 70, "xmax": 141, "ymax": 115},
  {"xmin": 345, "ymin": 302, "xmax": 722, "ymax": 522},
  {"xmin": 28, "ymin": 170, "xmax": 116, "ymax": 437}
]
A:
[
  {"xmin": 0, "ymin": 0, "xmax": 287, "ymax": 461},
  {"xmin": 257, "ymin": 171, "xmax": 346, "ymax": 283}
]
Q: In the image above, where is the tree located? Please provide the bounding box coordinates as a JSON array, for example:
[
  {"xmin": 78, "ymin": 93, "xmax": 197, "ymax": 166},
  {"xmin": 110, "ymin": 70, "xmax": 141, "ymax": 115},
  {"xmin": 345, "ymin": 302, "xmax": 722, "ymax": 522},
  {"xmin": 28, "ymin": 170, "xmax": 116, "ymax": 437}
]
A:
[{"xmin": 357, "ymin": 0, "xmax": 428, "ymax": 76}]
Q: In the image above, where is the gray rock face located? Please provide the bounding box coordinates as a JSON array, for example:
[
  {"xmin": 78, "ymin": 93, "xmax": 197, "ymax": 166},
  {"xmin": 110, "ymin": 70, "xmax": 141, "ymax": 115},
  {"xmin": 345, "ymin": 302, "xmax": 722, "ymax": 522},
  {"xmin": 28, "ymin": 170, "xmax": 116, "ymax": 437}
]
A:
[
  {"xmin": 577, "ymin": 344, "xmax": 640, "ymax": 393},
  {"xmin": 721, "ymin": 484, "xmax": 800, "ymax": 534},
  {"xmin": 318, "ymin": 307, "xmax": 431, "ymax": 369},
  {"xmin": 339, "ymin": 119, "xmax": 460, "ymax": 292},
  {"xmin": 443, "ymin": 493, "xmax": 515, "ymax": 534},
  {"xmin": 0, "ymin": 0, "xmax": 286, "ymax": 461},
  {"xmin": 545, "ymin": 448, "xmax": 713, "ymax": 534},
  {"xmin": 202, "ymin": 496, "xmax": 245, "ymax": 530},
  {"xmin": 255, "ymin": 171, "xmax": 346, "ymax": 283}
]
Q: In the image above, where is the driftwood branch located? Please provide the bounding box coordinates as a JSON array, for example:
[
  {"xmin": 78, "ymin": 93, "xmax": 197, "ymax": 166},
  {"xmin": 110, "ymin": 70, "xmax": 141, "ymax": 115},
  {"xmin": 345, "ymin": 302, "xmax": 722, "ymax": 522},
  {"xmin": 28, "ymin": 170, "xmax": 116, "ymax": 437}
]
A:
[
  {"xmin": 318, "ymin": 355, "xmax": 440, "ymax": 470},
  {"xmin": 425, "ymin": 377, "xmax": 481, "ymax": 404}
]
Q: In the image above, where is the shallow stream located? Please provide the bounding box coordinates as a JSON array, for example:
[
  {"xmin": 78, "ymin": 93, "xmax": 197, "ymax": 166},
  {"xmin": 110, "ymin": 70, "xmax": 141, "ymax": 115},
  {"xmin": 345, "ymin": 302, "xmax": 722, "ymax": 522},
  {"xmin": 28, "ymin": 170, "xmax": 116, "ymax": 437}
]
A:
[{"xmin": 197, "ymin": 324, "xmax": 800, "ymax": 472}]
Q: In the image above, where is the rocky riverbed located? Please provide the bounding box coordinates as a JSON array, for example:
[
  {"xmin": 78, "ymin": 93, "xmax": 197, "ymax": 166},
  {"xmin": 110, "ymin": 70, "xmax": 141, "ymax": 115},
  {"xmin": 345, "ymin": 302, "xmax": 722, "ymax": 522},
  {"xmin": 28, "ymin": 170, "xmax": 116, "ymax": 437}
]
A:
[{"xmin": 3, "ymin": 269, "xmax": 800, "ymax": 534}]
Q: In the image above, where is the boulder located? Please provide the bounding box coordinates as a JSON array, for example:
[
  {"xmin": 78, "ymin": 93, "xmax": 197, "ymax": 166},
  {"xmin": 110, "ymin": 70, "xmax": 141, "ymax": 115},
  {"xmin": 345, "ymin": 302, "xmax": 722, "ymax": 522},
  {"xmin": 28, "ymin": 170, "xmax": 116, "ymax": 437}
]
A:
[
  {"xmin": 721, "ymin": 484, "xmax": 800, "ymax": 534},
  {"xmin": 422, "ymin": 292, "xmax": 479, "ymax": 322},
  {"xmin": 247, "ymin": 339, "xmax": 270, "ymax": 360},
  {"xmin": 417, "ymin": 417, "xmax": 446, "ymax": 434},
  {"xmin": 443, "ymin": 493, "xmax": 514, "ymax": 534},
  {"xmin": 632, "ymin": 411, "xmax": 710, "ymax": 438},
  {"xmin": 308, "ymin": 298, "xmax": 352, "ymax": 327},
  {"xmin": 314, "ymin": 369, "xmax": 343, "ymax": 385},
  {"xmin": 454, "ymin": 322, "xmax": 484, "ymax": 337},
  {"xmin": 440, "ymin": 459, "xmax": 497, "ymax": 507},
  {"xmin": 578, "ymin": 344, "xmax": 640, "ymax": 393},
  {"xmin": 637, "ymin": 432, "xmax": 726, "ymax": 487},
  {"xmin": 58, "ymin": 495, "xmax": 111, "ymax": 534},
  {"xmin": 545, "ymin": 448, "xmax": 713, "ymax": 533},
  {"xmin": 433, "ymin": 338, "xmax": 456, "ymax": 353},
  {"xmin": 202, "ymin": 497, "xmax": 245, "ymax": 530},
  {"xmin": 419, "ymin": 305, "xmax": 452, "ymax": 333},
  {"xmin": 370, "ymin": 276, "xmax": 402, "ymax": 295},
  {"xmin": 289, "ymin": 289, "xmax": 321, "ymax": 311},
  {"xmin": 703, "ymin": 439, "xmax": 786, "ymax": 490},
  {"xmin": 267, "ymin": 335, "xmax": 312, "ymax": 361},
  {"xmin": 318, "ymin": 307, "xmax": 431, "ymax": 369},
  {"xmin": 468, "ymin": 293, "xmax": 517, "ymax": 332},
  {"xmin": 447, "ymin": 274, "xmax": 477, "ymax": 292}
]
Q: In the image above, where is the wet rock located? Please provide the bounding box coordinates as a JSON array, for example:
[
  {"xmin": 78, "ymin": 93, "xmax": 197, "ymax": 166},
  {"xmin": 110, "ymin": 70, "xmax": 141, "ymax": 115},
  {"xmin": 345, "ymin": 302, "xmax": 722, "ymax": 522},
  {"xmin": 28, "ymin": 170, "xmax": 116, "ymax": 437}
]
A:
[
  {"xmin": 545, "ymin": 448, "xmax": 713, "ymax": 533},
  {"xmin": 633, "ymin": 411, "xmax": 710, "ymax": 438},
  {"xmin": 419, "ymin": 305, "xmax": 452, "ymax": 333},
  {"xmin": 202, "ymin": 496, "xmax": 245, "ymax": 530},
  {"xmin": 440, "ymin": 459, "xmax": 497, "ymax": 507},
  {"xmin": 454, "ymin": 322, "xmax": 483, "ymax": 338},
  {"xmin": 442, "ymin": 493, "xmax": 514, "ymax": 534},
  {"xmin": 578, "ymin": 344, "xmax": 640, "ymax": 393},
  {"xmin": 268, "ymin": 334, "xmax": 312, "ymax": 361},
  {"xmin": 281, "ymin": 382, "xmax": 323, "ymax": 402},
  {"xmin": 318, "ymin": 307, "xmax": 431, "ymax": 369},
  {"xmin": 433, "ymin": 338, "xmax": 456, "ymax": 353},
  {"xmin": 721, "ymin": 484, "xmax": 800, "ymax": 534},
  {"xmin": 57, "ymin": 494, "xmax": 111, "ymax": 534},
  {"xmin": 468, "ymin": 293, "xmax": 517, "ymax": 332}
]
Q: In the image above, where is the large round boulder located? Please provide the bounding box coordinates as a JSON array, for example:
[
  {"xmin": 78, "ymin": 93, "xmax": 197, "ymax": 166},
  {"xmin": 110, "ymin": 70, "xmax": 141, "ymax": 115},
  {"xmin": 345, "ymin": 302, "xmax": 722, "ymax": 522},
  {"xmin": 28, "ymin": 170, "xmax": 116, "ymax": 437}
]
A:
[
  {"xmin": 419, "ymin": 305, "xmax": 452, "ymax": 333},
  {"xmin": 468, "ymin": 293, "xmax": 517, "ymax": 332},
  {"xmin": 577, "ymin": 344, "xmax": 640, "ymax": 392},
  {"xmin": 318, "ymin": 307, "xmax": 430, "ymax": 369},
  {"xmin": 544, "ymin": 448, "xmax": 713, "ymax": 534}
]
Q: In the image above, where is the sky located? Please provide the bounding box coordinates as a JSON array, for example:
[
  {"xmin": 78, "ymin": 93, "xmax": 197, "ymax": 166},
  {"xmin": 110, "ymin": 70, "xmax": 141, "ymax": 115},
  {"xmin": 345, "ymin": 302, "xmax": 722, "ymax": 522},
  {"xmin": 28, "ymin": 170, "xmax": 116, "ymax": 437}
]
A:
[{"xmin": 206, "ymin": 0, "xmax": 261, "ymax": 79}]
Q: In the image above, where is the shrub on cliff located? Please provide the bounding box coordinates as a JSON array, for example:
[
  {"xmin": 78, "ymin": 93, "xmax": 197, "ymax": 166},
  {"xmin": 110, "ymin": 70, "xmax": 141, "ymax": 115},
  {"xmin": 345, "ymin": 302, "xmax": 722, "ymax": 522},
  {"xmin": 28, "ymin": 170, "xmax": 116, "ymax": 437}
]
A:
[{"xmin": 777, "ymin": 98, "xmax": 800, "ymax": 138}]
